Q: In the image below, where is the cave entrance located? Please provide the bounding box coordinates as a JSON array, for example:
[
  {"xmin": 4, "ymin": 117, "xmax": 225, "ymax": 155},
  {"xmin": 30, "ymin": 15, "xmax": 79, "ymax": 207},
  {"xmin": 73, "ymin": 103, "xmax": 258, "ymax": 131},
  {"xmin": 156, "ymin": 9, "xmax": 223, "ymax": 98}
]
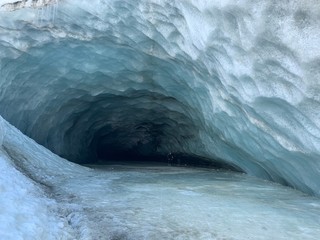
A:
[{"xmin": 92, "ymin": 119, "xmax": 242, "ymax": 171}]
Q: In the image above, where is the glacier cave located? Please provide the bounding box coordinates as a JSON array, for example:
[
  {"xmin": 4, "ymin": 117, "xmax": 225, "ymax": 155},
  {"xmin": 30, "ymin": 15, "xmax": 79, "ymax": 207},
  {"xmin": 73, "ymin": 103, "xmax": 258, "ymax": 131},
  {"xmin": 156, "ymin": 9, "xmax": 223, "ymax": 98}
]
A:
[{"xmin": 1, "ymin": 0, "xmax": 320, "ymax": 239}]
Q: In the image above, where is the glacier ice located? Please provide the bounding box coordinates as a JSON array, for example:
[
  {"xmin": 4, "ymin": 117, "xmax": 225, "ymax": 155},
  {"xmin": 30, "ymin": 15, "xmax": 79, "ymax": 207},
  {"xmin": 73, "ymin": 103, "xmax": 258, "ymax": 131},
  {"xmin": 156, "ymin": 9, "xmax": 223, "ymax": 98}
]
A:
[
  {"xmin": 0, "ymin": 1, "xmax": 320, "ymax": 237},
  {"xmin": 1, "ymin": 115, "xmax": 320, "ymax": 239},
  {"xmin": 0, "ymin": 116, "xmax": 84, "ymax": 239},
  {"xmin": 1, "ymin": 0, "xmax": 320, "ymax": 195},
  {"xmin": 1, "ymin": 0, "xmax": 319, "ymax": 194}
]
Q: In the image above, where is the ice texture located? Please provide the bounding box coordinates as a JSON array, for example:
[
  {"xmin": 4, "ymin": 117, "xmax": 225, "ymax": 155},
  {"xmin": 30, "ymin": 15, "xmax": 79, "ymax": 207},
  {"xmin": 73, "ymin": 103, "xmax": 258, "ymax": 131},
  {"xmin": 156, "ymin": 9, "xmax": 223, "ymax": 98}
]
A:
[
  {"xmin": 0, "ymin": 116, "xmax": 85, "ymax": 239},
  {"xmin": 0, "ymin": 0, "xmax": 57, "ymax": 11},
  {"xmin": 55, "ymin": 164, "xmax": 320, "ymax": 240},
  {"xmin": 0, "ymin": 0, "xmax": 320, "ymax": 196},
  {"xmin": 2, "ymin": 115, "xmax": 320, "ymax": 239}
]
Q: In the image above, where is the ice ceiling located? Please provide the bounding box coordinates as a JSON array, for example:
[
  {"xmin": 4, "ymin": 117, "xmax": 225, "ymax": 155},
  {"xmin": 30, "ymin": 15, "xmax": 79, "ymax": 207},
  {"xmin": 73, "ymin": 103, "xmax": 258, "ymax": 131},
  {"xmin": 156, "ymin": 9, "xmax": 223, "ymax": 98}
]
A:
[{"xmin": 0, "ymin": 0, "xmax": 320, "ymax": 195}]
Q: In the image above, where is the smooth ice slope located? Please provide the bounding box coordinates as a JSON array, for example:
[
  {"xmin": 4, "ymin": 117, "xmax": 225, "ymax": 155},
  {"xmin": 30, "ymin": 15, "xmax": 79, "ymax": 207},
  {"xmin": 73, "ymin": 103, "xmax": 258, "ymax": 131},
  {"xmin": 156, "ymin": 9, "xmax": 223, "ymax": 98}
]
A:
[{"xmin": 0, "ymin": 0, "xmax": 320, "ymax": 195}]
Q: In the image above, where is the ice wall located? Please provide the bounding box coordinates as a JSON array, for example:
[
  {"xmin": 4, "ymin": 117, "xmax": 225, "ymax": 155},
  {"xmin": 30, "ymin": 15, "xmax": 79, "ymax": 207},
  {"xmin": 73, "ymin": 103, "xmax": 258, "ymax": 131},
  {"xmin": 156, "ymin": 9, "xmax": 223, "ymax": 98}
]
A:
[{"xmin": 0, "ymin": 0, "xmax": 320, "ymax": 195}]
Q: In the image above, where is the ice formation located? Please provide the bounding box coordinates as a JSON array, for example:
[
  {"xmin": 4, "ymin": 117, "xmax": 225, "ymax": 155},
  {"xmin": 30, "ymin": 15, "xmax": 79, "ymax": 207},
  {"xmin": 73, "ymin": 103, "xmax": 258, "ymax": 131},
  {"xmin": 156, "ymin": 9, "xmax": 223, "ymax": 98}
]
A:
[
  {"xmin": 2, "ymin": 115, "xmax": 320, "ymax": 239},
  {"xmin": 0, "ymin": 115, "xmax": 86, "ymax": 239},
  {"xmin": 0, "ymin": 0, "xmax": 320, "ymax": 197}
]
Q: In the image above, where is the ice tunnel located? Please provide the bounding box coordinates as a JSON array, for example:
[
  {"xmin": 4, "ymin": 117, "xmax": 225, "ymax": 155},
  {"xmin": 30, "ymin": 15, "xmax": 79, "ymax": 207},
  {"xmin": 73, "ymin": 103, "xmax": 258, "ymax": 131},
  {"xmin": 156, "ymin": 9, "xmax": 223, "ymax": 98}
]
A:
[{"xmin": 1, "ymin": 0, "xmax": 320, "ymax": 196}]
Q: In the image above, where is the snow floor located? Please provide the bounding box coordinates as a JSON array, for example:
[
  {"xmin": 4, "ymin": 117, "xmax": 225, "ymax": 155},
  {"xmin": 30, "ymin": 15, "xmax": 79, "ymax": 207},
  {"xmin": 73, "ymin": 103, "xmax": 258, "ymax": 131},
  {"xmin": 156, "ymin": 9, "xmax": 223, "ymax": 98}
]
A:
[{"xmin": 48, "ymin": 162, "xmax": 320, "ymax": 240}]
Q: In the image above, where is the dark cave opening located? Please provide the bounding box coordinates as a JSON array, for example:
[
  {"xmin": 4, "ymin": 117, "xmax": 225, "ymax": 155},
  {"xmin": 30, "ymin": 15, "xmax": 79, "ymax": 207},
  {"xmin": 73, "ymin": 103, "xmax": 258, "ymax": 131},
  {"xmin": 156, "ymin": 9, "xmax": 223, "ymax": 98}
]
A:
[
  {"xmin": 92, "ymin": 119, "xmax": 243, "ymax": 172},
  {"xmin": 95, "ymin": 146, "xmax": 243, "ymax": 172}
]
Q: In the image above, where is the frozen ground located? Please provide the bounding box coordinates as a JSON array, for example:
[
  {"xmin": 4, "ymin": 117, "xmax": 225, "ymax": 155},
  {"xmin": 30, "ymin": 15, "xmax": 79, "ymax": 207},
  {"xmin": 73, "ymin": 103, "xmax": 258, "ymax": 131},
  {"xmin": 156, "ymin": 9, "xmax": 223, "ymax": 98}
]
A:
[{"xmin": 51, "ymin": 163, "xmax": 320, "ymax": 240}]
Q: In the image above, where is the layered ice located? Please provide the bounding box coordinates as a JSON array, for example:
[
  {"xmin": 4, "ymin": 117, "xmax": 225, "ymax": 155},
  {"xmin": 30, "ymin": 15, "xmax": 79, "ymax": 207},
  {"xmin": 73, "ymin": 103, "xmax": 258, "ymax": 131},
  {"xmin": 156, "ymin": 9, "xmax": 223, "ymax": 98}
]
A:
[{"xmin": 0, "ymin": 0, "xmax": 320, "ymax": 196}]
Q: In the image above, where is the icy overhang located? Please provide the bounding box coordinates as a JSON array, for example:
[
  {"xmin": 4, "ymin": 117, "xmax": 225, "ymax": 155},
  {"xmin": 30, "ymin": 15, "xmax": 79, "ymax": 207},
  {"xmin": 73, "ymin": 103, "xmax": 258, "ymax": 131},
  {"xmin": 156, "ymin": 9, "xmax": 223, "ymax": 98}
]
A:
[{"xmin": 0, "ymin": 0, "xmax": 320, "ymax": 195}]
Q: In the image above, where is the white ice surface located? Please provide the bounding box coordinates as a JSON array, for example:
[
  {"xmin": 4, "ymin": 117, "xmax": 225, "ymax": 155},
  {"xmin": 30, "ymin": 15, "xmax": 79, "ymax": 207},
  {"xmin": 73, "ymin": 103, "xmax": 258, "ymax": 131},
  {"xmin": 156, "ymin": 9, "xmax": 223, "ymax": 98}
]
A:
[
  {"xmin": 54, "ymin": 163, "xmax": 320, "ymax": 240},
  {"xmin": 0, "ymin": 152, "xmax": 72, "ymax": 240},
  {"xmin": 0, "ymin": 116, "xmax": 88, "ymax": 239},
  {"xmin": 0, "ymin": 118, "xmax": 74, "ymax": 239}
]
